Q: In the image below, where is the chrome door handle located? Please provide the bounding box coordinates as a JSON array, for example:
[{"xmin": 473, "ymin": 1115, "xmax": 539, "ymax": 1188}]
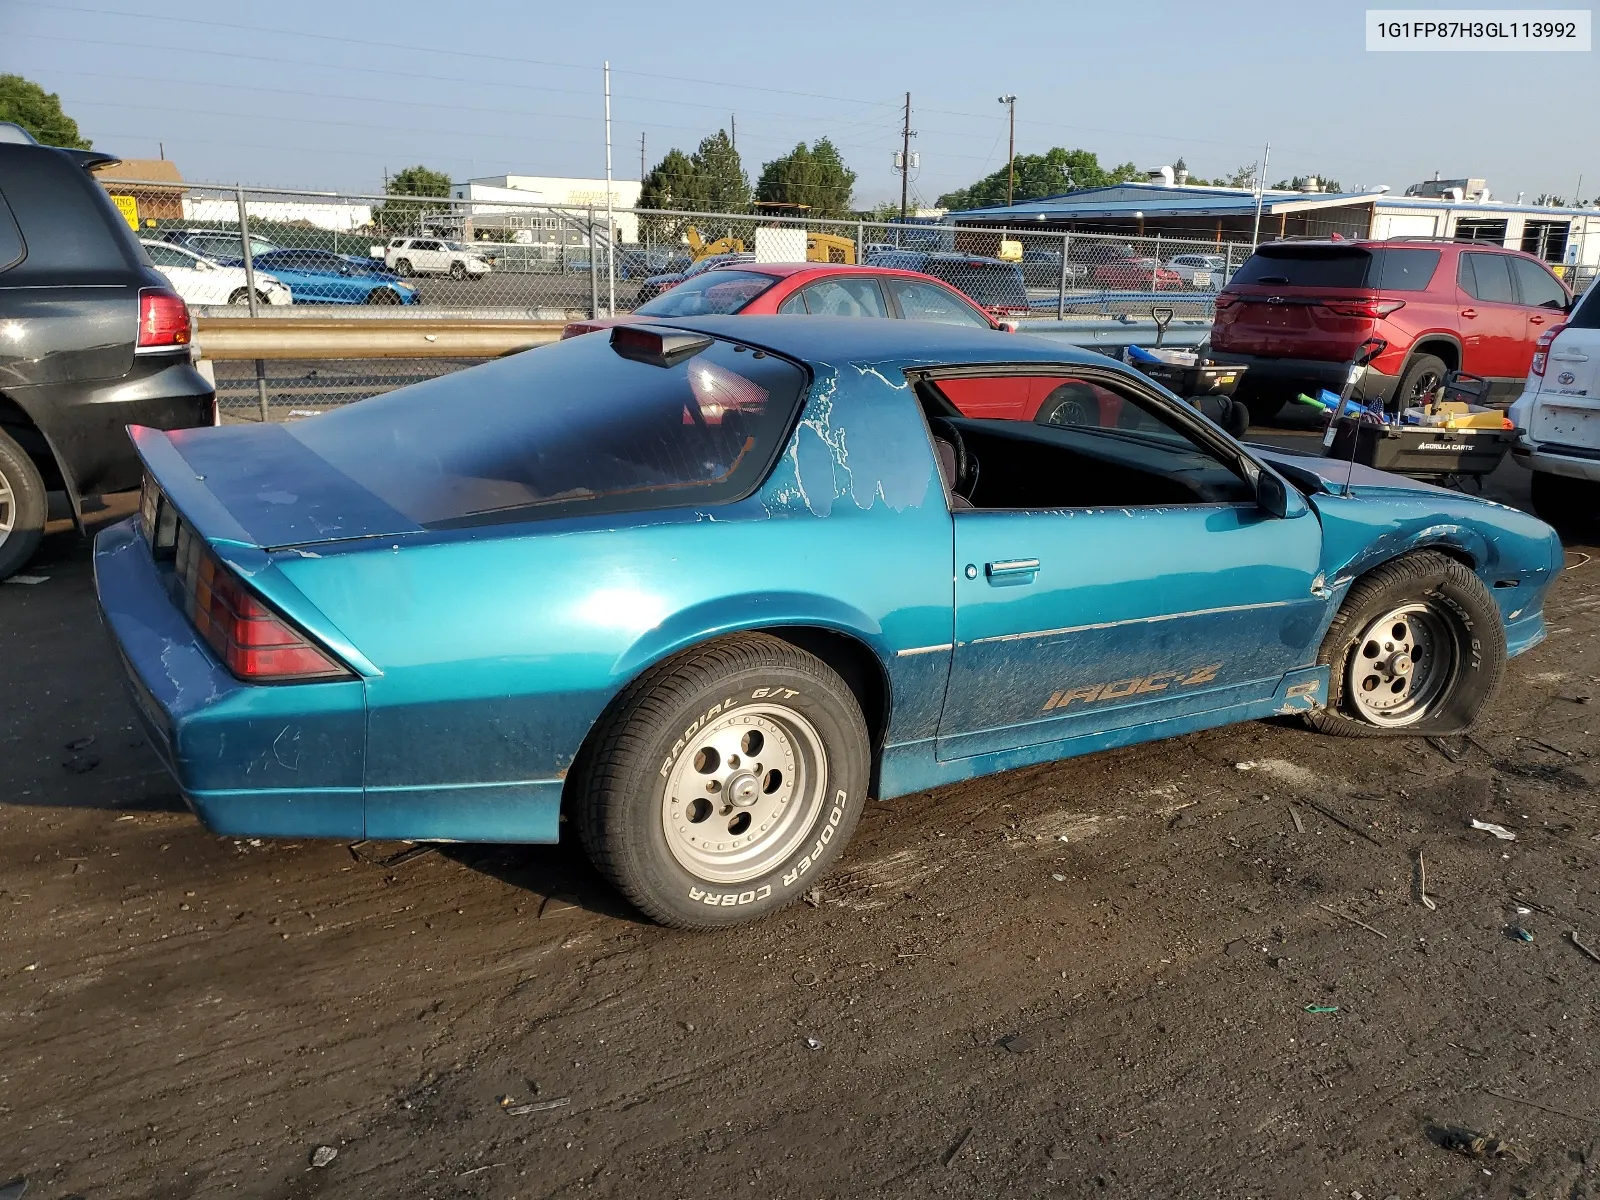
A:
[{"xmin": 986, "ymin": 558, "xmax": 1040, "ymax": 584}]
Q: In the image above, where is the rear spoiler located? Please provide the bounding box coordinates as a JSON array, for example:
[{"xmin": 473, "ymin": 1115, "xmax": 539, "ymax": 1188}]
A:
[
  {"xmin": 129, "ymin": 425, "xmax": 258, "ymax": 548},
  {"xmin": 64, "ymin": 148, "xmax": 122, "ymax": 172}
]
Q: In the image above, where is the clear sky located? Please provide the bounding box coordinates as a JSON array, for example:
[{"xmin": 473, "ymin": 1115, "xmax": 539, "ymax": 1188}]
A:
[{"xmin": 6, "ymin": 0, "xmax": 1597, "ymax": 206}]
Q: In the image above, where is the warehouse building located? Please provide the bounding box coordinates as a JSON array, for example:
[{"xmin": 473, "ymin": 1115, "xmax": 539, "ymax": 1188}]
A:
[{"xmin": 950, "ymin": 181, "xmax": 1600, "ymax": 279}]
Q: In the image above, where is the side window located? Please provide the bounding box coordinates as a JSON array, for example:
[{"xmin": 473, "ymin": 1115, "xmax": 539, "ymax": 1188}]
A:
[
  {"xmin": 796, "ymin": 277, "xmax": 888, "ymax": 318},
  {"xmin": 1509, "ymin": 257, "xmax": 1568, "ymax": 309},
  {"xmin": 0, "ymin": 193, "xmax": 22, "ymax": 272},
  {"xmin": 886, "ymin": 278, "xmax": 990, "ymax": 327},
  {"xmin": 776, "ymin": 291, "xmax": 808, "ymax": 315},
  {"xmin": 1461, "ymin": 252, "xmax": 1515, "ymax": 303},
  {"xmin": 144, "ymin": 244, "xmax": 190, "ymax": 268},
  {"xmin": 922, "ymin": 372, "xmax": 1256, "ymax": 510}
]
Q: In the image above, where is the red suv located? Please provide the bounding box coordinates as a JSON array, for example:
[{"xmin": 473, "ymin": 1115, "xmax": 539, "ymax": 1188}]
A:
[{"xmin": 1209, "ymin": 239, "xmax": 1573, "ymax": 422}]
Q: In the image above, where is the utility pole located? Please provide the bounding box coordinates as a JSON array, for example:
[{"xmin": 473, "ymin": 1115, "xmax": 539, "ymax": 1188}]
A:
[
  {"xmin": 1250, "ymin": 141, "xmax": 1271, "ymax": 248},
  {"xmin": 730, "ymin": 114, "xmax": 736, "ymax": 152},
  {"xmin": 899, "ymin": 92, "xmax": 912, "ymax": 221},
  {"xmin": 998, "ymin": 95, "xmax": 1017, "ymax": 206},
  {"xmin": 604, "ymin": 61, "xmax": 615, "ymax": 316},
  {"xmin": 640, "ymin": 132, "xmax": 646, "ymax": 182}
]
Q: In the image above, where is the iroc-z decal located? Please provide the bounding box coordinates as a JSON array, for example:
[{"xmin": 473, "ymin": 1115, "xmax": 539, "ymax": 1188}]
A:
[{"xmin": 1042, "ymin": 662, "xmax": 1222, "ymax": 712}]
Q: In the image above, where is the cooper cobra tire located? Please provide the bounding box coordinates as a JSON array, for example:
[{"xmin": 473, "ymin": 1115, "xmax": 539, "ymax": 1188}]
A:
[
  {"xmin": 575, "ymin": 633, "xmax": 870, "ymax": 930},
  {"xmin": 0, "ymin": 428, "xmax": 47, "ymax": 582},
  {"xmin": 1304, "ymin": 550, "xmax": 1505, "ymax": 738}
]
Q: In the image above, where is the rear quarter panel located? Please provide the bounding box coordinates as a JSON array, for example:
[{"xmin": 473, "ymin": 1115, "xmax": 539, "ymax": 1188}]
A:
[{"xmin": 273, "ymin": 357, "xmax": 956, "ymax": 841}]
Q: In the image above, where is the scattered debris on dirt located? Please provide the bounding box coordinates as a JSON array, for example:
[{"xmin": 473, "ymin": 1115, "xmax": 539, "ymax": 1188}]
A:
[
  {"xmin": 348, "ymin": 841, "xmax": 436, "ymax": 869},
  {"xmin": 309, "ymin": 1145, "xmax": 338, "ymax": 1169},
  {"xmin": 1318, "ymin": 903, "xmax": 1388, "ymax": 939},
  {"xmin": 1427, "ymin": 1124, "xmax": 1516, "ymax": 1160},
  {"xmin": 504, "ymin": 1098, "xmax": 570, "ymax": 1116},
  {"xmin": 1413, "ymin": 850, "xmax": 1437, "ymax": 910},
  {"xmin": 941, "ymin": 1127, "xmax": 974, "ymax": 1168},
  {"xmin": 1470, "ymin": 819, "xmax": 1518, "ymax": 841},
  {"xmin": 1427, "ymin": 736, "xmax": 1468, "ymax": 763},
  {"xmin": 539, "ymin": 894, "xmax": 580, "ymax": 919},
  {"xmin": 1569, "ymin": 931, "xmax": 1600, "ymax": 965},
  {"xmin": 804, "ymin": 889, "xmax": 823, "ymax": 908},
  {"xmin": 1505, "ymin": 925, "xmax": 1535, "ymax": 943},
  {"xmin": 999, "ymin": 1033, "xmax": 1035, "ymax": 1055},
  {"xmin": 1302, "ymin": 797, "xmax": 1385, "ymax": 846},
  {"xmin": 1304, "ymin": 1004, "xmax": 1339, "ymax": 1014},
  {"xmin": 803, "ymin": 1036, "xmax": 823, "ymax": 1051}
]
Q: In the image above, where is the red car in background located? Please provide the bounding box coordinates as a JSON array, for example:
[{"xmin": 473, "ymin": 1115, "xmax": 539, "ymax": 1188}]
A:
[
  {"xmin": 563, "ymin": 262, "xmax": 1008, "ymax": 339},
  {"xmin": 1209, "ymin": 238, "xmax": 1574, "ymax": 422},
  {"xmin": 1092, "ymin": 255, "xmax": 1183, "ymax": 291}
]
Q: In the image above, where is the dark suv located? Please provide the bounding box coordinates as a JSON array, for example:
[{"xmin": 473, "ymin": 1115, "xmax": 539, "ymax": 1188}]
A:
[
  {"xmin": 0, "ymin": 127, "xmax": 214, "ymax": 579},
  {"xmin": 1209, "ymin": 238, "xmax": 1573, "ymax": 422},
  {"xmin": 864, "ymin": 251, "xmax": 1029, "ymax": 317}
]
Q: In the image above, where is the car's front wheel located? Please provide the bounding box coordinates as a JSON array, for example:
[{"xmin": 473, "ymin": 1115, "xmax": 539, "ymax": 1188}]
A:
[
  {"xmin": 0, "ymin": 429, "xmax": 47, "ymax": 582},
  {"xmin": 573, "ymin": 634, "xmax": 870, "ymax": 929},
  {"xmin": 449, "ymin": 261, "xmax": 467, "ymax": 280},
  {"xmin": 1305, "ymin": 551, "xmax": 1505, "ymax": 737},
  {"xmin": 365, "ymin": 287, "xmax": 402, "ymax": 305},
  {"xmin": 1530, "ymin": 470, "xmax": 1600, "ymax": 528}
]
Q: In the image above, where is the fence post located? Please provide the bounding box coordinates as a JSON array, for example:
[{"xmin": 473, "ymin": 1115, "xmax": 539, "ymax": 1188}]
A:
[
  {"xmin": 856, "ymin": 220, "xmax": 864, "ymax": 265},
  {"xmin": 588, "ymin": 206, "xmax": 599, "ymax": 321},
  {"xmin": 1057, "ymin": 231, "xmax": 1070, "ymax": 321},
  {"xmin": 235, "ymin": 187, "xmax": 270, "ymax": 423},
  {"xmin": 1152, "ymin": 232, "xmax": 1162, "ymax": 292}
]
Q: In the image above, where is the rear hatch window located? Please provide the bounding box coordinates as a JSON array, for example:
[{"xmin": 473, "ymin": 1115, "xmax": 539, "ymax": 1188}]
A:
[
  {"xmin": 1230, "ymin": 246, "xmax": 1440, "ymax": 291},
  {"xmin": 636, "ymin": 269, "xmax": 778, "ymax": 316},
  {"xmin": 924, "ymin": 259, "xmax": 1028, "ymax": 309},
  {"xmin": 1568, "ymin": 284, "xmax": 1600, "ymax": 329},
  {"xmin": 287, "ymin": 330, "xmax": 809, "ymax": 527}
]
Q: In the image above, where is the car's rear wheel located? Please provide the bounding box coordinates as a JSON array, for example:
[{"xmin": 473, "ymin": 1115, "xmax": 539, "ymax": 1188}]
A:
[
  {"xmin": 573, "ymin": 633, "xmax": 870, "ymax": 929},
  {"xmin": 1035, "ymin": 383, "xmax": 1097, "ymax": 427},
  {"xmin": 394, "ymin": 258, "xmax": 413, "ymax": 276},
  {"xmin": 449, "ymin": 261, "xmax": 467, "ymax": 280},
  {"xmin": 0, "ymin": 429, "xmax": 47, "ymax": 582},
  {"xmin": 1391, "ymin": 352, "xmax": 1447, "ymax": 412},
  {"xmin": 1530, "ymin": 470, "xmax": 1600, "ymax": 528},
  {"xmin": 366, "ymin": 288, "xmax": 402, "ymax": 305},
  {"xmin": 1305, "ymin": 551, "xmax": 1505, "ymax": 737},
  {"xmin": 228, "ymin": 287, "xmax": 251, "ymax": 306}
]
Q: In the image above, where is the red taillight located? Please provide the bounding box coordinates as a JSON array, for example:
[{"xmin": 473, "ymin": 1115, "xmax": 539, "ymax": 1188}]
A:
[
  {"xmin": 1530, "ymin": 323, "xmax": 1566, "ymax": 377},
  {"xmin": 138, "ymin": 287, "xmax": 191, "ymax": 350},
  {"xmin": 1214, "ymin": 293, "xmax": 1237, "ymax": 310},
  {"xmin": 1320, "ymin": 299, "xmax": 1406, "ymax": 318},
  {"xmin": 174, "ymin": 525, "xmax": 349, "ymax": 682}
]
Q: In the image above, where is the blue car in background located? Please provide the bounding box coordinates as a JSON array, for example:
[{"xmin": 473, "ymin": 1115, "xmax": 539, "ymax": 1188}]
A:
[
  {"xmin": 96, "ymin": 318, "xmax": 1558, "ymax": 929},
  {"xmin": 248, "ymin": 248, "xmax": 418, "ymax": 305}
]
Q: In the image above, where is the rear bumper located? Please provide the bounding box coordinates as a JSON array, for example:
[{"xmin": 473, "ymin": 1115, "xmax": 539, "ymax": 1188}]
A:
[
  {"xmin": 93, "ymin": 517, "xmax": 367, "ymax": 838},
  {"xmin": 11, "ymin": 354, "xmax": 214, "ymax": 498},
  {"xmin": 1509, "ymin": 438, "xmax": 1600, "ymax": 482},
  {"xmin": 1209, "ymin": 351, "xmax": 1399, "ymax": 404}
]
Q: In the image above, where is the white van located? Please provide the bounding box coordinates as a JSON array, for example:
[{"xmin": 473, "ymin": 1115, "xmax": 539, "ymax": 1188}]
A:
[{"xmin": 1509, "ymin": 281, "xmax": 1600, "ymax": 522}]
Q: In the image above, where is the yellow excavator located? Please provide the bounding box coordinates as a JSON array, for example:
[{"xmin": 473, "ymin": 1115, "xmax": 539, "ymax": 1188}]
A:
[{"xmin": 686, "ymin": 227, "xmax": 746, "ymax": 262}]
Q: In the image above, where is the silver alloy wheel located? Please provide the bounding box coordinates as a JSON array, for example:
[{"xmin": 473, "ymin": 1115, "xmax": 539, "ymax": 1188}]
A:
[
  {"xmin": 0, "ymin": 465, "xmax": 14, "ymax": 543},
  {"xmin": 1348, "ymin": 601, "xmax": 1456, "ymax": 726},
  {"xmin": 661, "ymin": 703, "xmax": 828, "ymax": 884}
]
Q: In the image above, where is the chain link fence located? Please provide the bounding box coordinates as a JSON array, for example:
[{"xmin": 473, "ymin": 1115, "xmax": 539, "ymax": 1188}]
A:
[{"xmin": 124, "ymin": 183, "xmax": 1250, "ymax": 324}]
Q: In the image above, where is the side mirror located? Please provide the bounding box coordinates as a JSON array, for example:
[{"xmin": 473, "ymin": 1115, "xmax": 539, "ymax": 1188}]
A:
[{"xmin": 1255, "ymin": 469, "xmax": 1291, "ymax": 519}]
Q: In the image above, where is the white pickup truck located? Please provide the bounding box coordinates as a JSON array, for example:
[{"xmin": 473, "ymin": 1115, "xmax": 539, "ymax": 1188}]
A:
[{"xmin": 371, "ymin": 237, "xmax": 492, "ymax": 280}]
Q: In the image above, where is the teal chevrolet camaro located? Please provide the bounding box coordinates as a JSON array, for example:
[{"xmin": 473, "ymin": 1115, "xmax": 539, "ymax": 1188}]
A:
[{"xmin": 95, "ymin": 317, "xmax": 1560, "ymax": 928}]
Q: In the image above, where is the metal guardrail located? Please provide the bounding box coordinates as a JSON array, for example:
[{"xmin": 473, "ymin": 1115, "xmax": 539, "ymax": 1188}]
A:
[{"xmin": 195, "ymin": 317, "xmax": 565, "ymax": 359}]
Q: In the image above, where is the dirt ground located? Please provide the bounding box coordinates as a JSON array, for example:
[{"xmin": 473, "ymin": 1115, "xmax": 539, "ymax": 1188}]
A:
[{"xmin": 1, "ymin": 455, "xmax": 1596, "ymax": 1200}]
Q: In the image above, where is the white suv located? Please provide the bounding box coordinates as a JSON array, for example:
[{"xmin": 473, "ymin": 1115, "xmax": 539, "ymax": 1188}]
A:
[
  {"xmin": 1509, "ymin": 281, "xmax": 1600, "ymax": 523},
  {"xmin": 382, "ymin": 237, "xmax": 492, "ymax": 280}
]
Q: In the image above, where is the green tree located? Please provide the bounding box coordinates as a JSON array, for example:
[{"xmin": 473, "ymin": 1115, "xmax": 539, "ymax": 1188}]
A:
[
  {"xmin": 1272, "ymin": 174, "xmax": 1343, "ymax": 193},
  {"xmin": 1534, "ymin": 193, "xmax": 1567, "ymax": 207},
  {"xmin": 0, "ymin": 74, "xmax": 91, "ymax": 149},
  {"xmin": 374, "ymin": 164, "xmax": 453, "ymax": 234},
  {"xmin": 691, "ymin": 130, "xmax": 749, "ymax": 213},
  {"xmin": 756, "ymin": 138, "xmax": 857, "ymax": 218},
  {"xmin": 935, "ymin": 147, "xmax": 1140, "ymax": 211},
  {"xmin": 638, "ymin": 148, "xmax": 703, "ymax": 241}
]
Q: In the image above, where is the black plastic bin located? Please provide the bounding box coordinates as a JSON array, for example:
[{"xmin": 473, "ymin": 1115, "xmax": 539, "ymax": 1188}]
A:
[
  {"xmin": 1324, "ymin": 417, "xmax": 1514, "ymax": 479},
  {"xmin": 1132, "ymin": 360, "xmax": 1245, "ymax": 399}
]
